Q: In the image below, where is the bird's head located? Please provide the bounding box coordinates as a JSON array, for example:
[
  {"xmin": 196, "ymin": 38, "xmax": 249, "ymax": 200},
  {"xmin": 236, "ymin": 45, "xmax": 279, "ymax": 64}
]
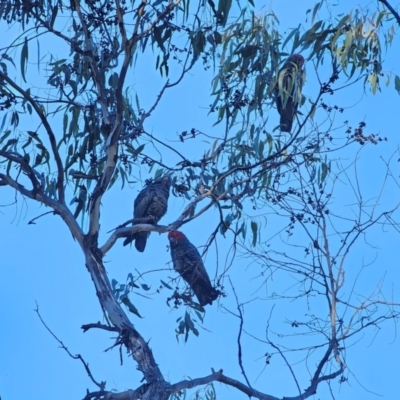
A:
[
  {"xmin": 168, "ymin": 230, "xmax": 187, "ymax": 243},
  {"xmin": 287, "ymin": 53, "xmax": 305, "ymax": 69},
  {"xmin": 154, "ymin": 174, "xmax": 172, "ymax": 189}
]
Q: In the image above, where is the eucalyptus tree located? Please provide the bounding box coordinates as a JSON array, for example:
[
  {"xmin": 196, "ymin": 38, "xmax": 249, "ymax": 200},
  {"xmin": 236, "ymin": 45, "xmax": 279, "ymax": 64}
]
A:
[{"xmin": 1, "ymin": 1, "xmax": 400, "ymax": 399}]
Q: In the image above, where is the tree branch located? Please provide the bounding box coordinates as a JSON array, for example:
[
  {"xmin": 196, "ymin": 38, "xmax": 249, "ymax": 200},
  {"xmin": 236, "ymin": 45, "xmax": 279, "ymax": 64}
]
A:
[
  {"xmin": 229, "ymin": 277, "xmax": 252, "ymax": 389},
  {"xmin": 0, "ymin": 173, "xmax": 35, "ymax": 199},
  {"xmin": 0, "ymin": 72, "xmax": 65, "ymax": 203},
  {"xmin": 84, "ymin": 251, "xmax": 166, "ymax": 385},
  {"xmin": 87, "ymin": 1, "xmax": 183, "ymax": 238},
  {"xmin": 168, "ymin": 369, "xmax": 279, "ymax": 400},
  {"xmin": 99, "ymin": 192, "xmax": 210, "ymax": 255},
  {"xmin": 266, "ymin": 307, "xmax": 302, "ymax": 399},
  {"xmin": 378, "ymin": 0, "xmax": 400, "ymax": 25},
  {"xmin": 81, "ymin": 322, "xmax": 119, "ymax": 333},
  {"xmin": 35, "ymin": 304, "xmax": 106, "ymax": 390},
  {"xmin": 0, "ymin": 172, "xmax": 83, "ymax": 244},
  {"xmin": 0, "ymin": 150, "xmax": 41, "ymax": 191}
]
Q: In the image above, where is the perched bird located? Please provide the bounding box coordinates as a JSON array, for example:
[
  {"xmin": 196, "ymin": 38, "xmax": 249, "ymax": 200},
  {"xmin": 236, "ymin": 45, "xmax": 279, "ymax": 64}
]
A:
[
  {"xmin": 123, "ymin": 175, "xmax": 171, "ymax": 252},
  {"xmin": 275, "ymin": 53, "xmax": 305, "ymax": 132},
  {"xmin": 168, "ymin": 230, "xmax": 219, "ymax": 306}
]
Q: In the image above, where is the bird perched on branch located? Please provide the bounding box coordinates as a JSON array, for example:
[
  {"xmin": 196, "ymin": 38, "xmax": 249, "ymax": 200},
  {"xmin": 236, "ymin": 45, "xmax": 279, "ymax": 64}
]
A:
[
  {"xmin": 275, "ymin": 53, "xmax": 305, "ymax": 132},
  {"xmin": 168, "ymin": 230, "xmax": 219, "ymax": 306},
  {"xmin": 123, "ymin": 175, "xmax": 171, "ymax": 252}
]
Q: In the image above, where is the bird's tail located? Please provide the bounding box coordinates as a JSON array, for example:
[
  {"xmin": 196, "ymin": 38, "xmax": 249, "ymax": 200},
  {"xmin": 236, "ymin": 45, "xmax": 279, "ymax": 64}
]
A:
[
  {"xmin": 123, "ymin": 234, "xmax": 134, "ymax": 247},
  {"xmin": 280, "ymin": 116, "xmax": 292, "ymax": 132},
  {"xmin": 134, "ymin": 232, "xmax": 147, "ymax": 252},
  {"xmin": 198, "ymin": 288, "xmax": 220, "ymax": 306}
]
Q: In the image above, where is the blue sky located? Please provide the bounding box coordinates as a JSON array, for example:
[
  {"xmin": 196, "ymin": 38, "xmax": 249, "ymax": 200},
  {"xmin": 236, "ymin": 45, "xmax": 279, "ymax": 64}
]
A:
[{"xmin": 1, "ymin": 1, "xmax": 400, "ymax": 399}]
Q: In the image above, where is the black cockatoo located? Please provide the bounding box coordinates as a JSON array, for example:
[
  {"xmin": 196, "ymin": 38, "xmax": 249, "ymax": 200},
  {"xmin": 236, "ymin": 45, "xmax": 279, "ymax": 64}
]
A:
[
  {"xmin": 275, "ymin": 53, "xmax": 305, "ymax": 132},
  {"xmin": 123, "ymin": 175, "xmax": 171, "ymax": 252},
  {"xmin": 168, "ymin": 230, "xmax": 219, "ymax": 306}
]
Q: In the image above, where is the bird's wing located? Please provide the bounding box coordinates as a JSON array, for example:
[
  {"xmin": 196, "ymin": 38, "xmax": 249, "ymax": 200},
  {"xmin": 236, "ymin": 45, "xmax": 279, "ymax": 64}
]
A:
[
  {"xmin": 275, "ymin": 63, "xmax": 304, "ymax": 131},
  {"xmin": 134, "ymin": 183, "xmax": 169, "ymax": 221},
  {"xmin": 171, "ymin": 240, "xmax": 218, "ymax": 306},
  {"xmin": 180, "ymin": 242, "xmax": 212, "ymax": 285},
  {"xmin": 133, "ymin": 185, "xmax": 157, "ymax": 218}
]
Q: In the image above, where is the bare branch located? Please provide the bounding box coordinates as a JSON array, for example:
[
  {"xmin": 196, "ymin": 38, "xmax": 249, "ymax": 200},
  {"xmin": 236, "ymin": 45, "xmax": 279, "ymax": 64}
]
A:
[
  {"xmin": 0, "ymin": 150, "xmax": 41, "ymax": 191},
  {"xmin": 217, "ymin": 372, "xmax": 280, "ymax": 400},
  {"xmin": 265, "ymin": 307, "xmax": 302, "ymax": 399},
  {"xmin": 27, "ymin": 211, "xmax": 56, "ymax": 224},
  {"xmin": 229, "ymin": 277, "xmax": 252, "ymax": 389},
  {"xmin": 35, "ymin": 304, "xmax": 106, "ymax": 390},
  {"xmin": 100, "ymin": 192, "xmax": 210, "ymax": 255},
  {"xmin": 0, "ymin": 172, "xmax": 83, "ymax": 244},
  {"xmin": 81, "ymin": 322, "xmax": 119, "ymax": 333},
  {"xmin": 169, "ymin": 369, "xmax": 280, "ymax": 400},
  {"xmin": 0, "ymin": 173, "xmax": 35, "ymax": 199}
]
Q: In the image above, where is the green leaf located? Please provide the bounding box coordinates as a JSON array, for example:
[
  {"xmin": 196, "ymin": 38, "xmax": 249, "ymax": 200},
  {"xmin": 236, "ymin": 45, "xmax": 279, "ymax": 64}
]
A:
[
  {"xmin": 369, "ymin": 73, "xmax": 378, "ymax": 95},
  {"xmin": 217, "ymin": 0, "xmax": 232, "ymax": 26},
  {"xmin": 192, "ymin": 30, "xmax": 206, "ymax": 60},
  {"xmin": 250, "ymin": 220, "xmax": 257, "ymax": 247},
  {"xmin": 376, "ymin": 11, "xmax": 387, "ymax": 27},
  {"xmin": 126, "ymin": 143, "xmax": 145, "ymax": 157},
  {"xmin": 20, "ymin": 37, "xmax": 29, "ymax": 83},
  {"xmin": 161, "ymin": 280, "xmax": 173, "ymax": 290},
  {"xmin": 1, "ymin": 138, "xmax": 18, "ymax": 151},
  {"xmin": 108, "ymin": 72, "xmax": 118, "ymax": 89},
  {"xmin": 10, "ymin": 111, "xmax": 19, "ymax": 128},
  {"xmin": 63, "ymin": 113, "xmax": 68, "ymax": 136},
  {"xmin": 22, "ymin": 136, "xmax": 32, "ymax": 149},
  {"xmin": 153, "ymin": 26, "xmax": 165, "ymax": 51},
  {"xmin": 195, "ymin": 310, "xmax": 204, "ymax": 323},
  {"xmin": 121, "ymin": 295, "xmax": 142, "ymax": 318},
  {"xmin": 394, "ymin": 75, "xmax": 400, "ymax": 95},
  {"xmin": 2, "ymin": 53, "xmax": 15, "ymax": 68},
  {"xmin": 214, "ymin": 106, "xmax": 225, "ymax": 126},
  {"xmin": 36, "ymin": 39, "xmax": 40, "ymax": 73},
  {"xmin": 320, "ymin": 162, "xmax": 329, "ymax": 184},
  {"xmin": 119, "ymin": 166, "xmax": 126, "ymax": 189},
  {"xmin": 213, "ymin": 31, "xmax": 222, "ymax": 45},
  {"xmin": 0, "ymin": 129, "xmax": 12, "ymax": 144},
  {"xmin": 282, "ymin": 27, "xmax": 299, "ymax": 51},
  {"xmin": 311, "ymin": 1, "xmax": 322, "ymax": 25}
]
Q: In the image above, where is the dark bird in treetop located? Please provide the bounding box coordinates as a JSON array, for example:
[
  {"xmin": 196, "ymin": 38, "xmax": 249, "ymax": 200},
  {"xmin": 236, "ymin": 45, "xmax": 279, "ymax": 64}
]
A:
[
  {"xmin": 168, "ymin": 230, "xmax": 219, "ymax": 307},
  {"xmin": 275, "ymin": 53, "xmax": 305, "ymax": 132},
  {"xmin": 123, "ymin": 175, "xmax": 171, "ymax": 252}
]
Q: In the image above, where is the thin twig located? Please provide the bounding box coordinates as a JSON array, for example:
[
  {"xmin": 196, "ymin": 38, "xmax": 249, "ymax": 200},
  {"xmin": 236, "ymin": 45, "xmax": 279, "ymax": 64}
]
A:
[
  {"xmin": 81, "ymin": 322, "xmax": 119, "ymax": 333},
  {"xmin": 27, "ymin": 211, "xmax": 57, "ymax": 224},
  {"xmin": 265, "ymin": 306, "xmax": 303, "ymax": 399},
  {"xmin": 228, "ymin": 277, "xmax": 252, "ymax": 389},
  {"xmin": 34, "ymin": 303, "xmax": 106, "ymax": 390}
]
